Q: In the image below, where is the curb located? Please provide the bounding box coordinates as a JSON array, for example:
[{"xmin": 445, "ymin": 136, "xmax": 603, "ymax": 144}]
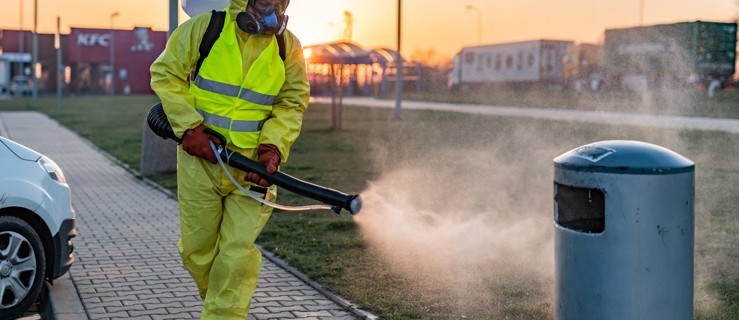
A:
[{"xmin": 47, "ymin": 273, "xmax": 89, "ymax": 320}]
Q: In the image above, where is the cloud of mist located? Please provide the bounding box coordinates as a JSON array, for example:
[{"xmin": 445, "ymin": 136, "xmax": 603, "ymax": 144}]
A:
[{"xmin": 353, "ymin": 140, "xmax": 556, "ymax": 315}]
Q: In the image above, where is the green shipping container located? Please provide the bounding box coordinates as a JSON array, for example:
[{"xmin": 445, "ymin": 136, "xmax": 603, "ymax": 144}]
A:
[{"xmin": 602, "ymin": 21, "xmax": 737, "ymax": 78}]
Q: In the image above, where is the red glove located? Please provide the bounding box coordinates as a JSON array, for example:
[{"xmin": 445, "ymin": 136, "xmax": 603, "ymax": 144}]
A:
[
  {"xmin": 245, "ymin": 144, "xmax": 281, "ymax": 187},
  {"xmin": 181, "ymin": 124, "xmax": 219, "ymax": 164}
]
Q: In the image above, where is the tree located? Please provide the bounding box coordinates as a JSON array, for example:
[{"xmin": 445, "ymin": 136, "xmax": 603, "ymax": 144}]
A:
[{"xmin": 409, "ymin": 47, "xmax": 451, "ymax": 68}]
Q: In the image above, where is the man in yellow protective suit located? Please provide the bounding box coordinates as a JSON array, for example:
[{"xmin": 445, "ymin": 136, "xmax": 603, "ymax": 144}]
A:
[{"xmin": 150, "ymin": 0, "xmax": 308, "ymax": 318}]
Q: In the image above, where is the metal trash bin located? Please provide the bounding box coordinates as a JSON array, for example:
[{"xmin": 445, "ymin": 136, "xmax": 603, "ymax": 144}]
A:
[{"xmin": 553, "ymin": 140, "xmax": 695, "ymax": 319}]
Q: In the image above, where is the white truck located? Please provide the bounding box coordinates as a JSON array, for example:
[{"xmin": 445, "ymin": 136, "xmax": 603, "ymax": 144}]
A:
[{"xmin": 448, "ymin": 39, "xmax": 573, "ymax": 91}]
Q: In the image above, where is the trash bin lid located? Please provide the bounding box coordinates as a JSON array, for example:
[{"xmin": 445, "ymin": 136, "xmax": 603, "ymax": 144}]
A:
[{"xmin": 554, "ymin": 140, "xmax": 694, "ymax": 175}]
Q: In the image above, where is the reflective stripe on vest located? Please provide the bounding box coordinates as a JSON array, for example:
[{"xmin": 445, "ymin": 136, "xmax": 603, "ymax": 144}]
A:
[
  {"xmin": 193, "ymin": 76, "xmax": 276, "ymax": 106},
  {"xmin": 189, "ymin": 9, "xmax": 286, "ymax": 149},
  {"xmin": 197, "ymin": 109, "xmax": 265, "ymax": 132}
]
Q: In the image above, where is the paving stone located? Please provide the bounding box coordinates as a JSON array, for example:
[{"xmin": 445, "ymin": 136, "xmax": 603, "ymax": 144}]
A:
[
  {"xmin": 253, "ymin": 311, "xmax": 295, "ymax": 319},
  {"xmin": 84, "ymin": 301, "xmax": 123, "ymax": 310},
  {"xmin": 320, "ymin": 316, "xmax": 357, "ymax": 320},
  {"xmin": 152, "ymin": 314, "xmax": 194, "ymax": 320},
  {"xmin": 293, "ymin": 311, "xmax": 334, "ymax": 317},
  {"xmin": 106, "ymin": 304, "xmax": 146, "ymax": 313},
  {"xmin": 87, "ymin": 311, "xmax": 129, "ymax": 318},
  {"xmin": 328, "ymin": 309, "xmax": 355, "ymax": 317},
  {"xmin": 128, "ymin": 308, "xmax": 168, "ymax": 317},
  {"xmin": 144, "ymin": 302, "xmax": 184, "ymax": 310},
  {"xmin": 280, "ymin": 300, "xmax": 319, "ymax": 307},
  {"xmin": 266, "ymin": 305, "xmax": 308, "ymax": 313},
  {"xmin": 305, "ymin": 304, "xmax": 344, "ymax": 311}
]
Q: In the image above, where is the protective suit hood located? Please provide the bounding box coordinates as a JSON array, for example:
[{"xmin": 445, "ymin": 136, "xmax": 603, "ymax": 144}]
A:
[
  {"xmin": 228, "ymin": 0, "xmax": 248, "ymax": 22},
  {"xmin": 183, "ymin": 0, "xmax": 286, "ymax": 24},
  {"xmin": 181, "ymin": 0, "xmax": 230, "ymax": 18},
  {"xmin": 181, "ymin": 0, "xmax": 246, "ymax": 21}
]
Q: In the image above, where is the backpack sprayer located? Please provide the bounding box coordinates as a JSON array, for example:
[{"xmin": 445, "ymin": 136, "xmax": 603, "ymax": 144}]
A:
[{"xmin": 146, "ymin": 102, "xmax": 362, "ymax": 215}]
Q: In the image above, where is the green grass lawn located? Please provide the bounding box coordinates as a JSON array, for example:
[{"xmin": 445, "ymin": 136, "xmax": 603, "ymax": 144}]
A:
[{"xmin": 0, "ymin": 93, "xmax": 736, "ymax": 319}]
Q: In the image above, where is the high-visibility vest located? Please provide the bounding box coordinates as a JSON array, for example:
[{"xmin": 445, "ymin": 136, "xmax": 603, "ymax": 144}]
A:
[{"xmin": 189, "ymin": 10, "xmax": 286, "ymax": 149}]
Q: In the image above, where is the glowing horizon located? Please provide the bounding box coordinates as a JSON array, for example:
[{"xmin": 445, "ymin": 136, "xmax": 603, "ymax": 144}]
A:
[{"xmin": 1, "ymin": 0, "xmax": 736, "ymax": 62}]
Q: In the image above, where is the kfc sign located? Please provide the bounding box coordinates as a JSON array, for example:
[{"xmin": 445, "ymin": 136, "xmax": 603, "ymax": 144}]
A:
[{"xmin": 77, "ymin": 33, "xmax": 111, "ymax": 47}]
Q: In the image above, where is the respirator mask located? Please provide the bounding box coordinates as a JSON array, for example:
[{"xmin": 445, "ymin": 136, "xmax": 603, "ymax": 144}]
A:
[{"xmin": 237, "ymin": 0, "xmax": 289, "ymax": 35}]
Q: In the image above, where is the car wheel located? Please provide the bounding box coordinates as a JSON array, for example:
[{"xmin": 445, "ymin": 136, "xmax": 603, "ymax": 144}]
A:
[{"xmin": 0, "ymin": 216, "xmax": 46, "ymax": 319}]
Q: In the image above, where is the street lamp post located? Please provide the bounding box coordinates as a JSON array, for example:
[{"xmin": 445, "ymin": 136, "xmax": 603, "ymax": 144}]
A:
[
  {"xmin": 18, "ymin": 0, "xmax": 24, "ymax": 77},
  {"xmin": 466, "ymin": 4, "xmax": 482, "ymax": 45},
  {"xmin": 31, "ymin": 0, "xmax": 38, "ymax": 101},
  {"xmin": 169, "ymin": 0, "xmax": 178, "ymax": 37},
  {"xmin": 56, "ymin": 16, "xmax": 62, "ymax": 113},
  {"xmin": 394, "ymin": 0, "xmax": 403, "ymax": 120},
  {"xmin": 110, "ymin": 12, "xmax": 119, "ymax": 96}
]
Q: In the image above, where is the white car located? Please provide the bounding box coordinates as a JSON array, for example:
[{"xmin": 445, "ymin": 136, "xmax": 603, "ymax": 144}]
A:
[
  {"xmin": 9, "ymin": 76, "xmax": 33, "ymax": 97},
  {"xmin": 0, "ymin": 136, "xmax": 76, "ymax": 319}
]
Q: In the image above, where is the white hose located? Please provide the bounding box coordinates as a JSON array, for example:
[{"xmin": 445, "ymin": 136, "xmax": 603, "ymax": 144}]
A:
[{"xmin": 210, "ymin": 141, "xmax": 335, "ymax": 212}]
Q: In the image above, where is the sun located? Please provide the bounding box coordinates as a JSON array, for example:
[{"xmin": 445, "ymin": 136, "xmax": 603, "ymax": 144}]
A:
[{"xmin": 285, "ymin": 1, "xmax": 346, "ymax": 46}]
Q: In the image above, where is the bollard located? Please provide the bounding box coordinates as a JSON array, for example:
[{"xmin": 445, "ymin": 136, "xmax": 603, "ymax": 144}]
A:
[{"xmin": 553, "ymin": 140, "xmax": 694, "ymax": 319}]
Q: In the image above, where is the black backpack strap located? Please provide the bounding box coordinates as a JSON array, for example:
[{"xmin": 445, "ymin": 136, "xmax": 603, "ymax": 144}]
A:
[
  {"xmin": 276, "ymin": 33, "xmax": 286, "ymax": 62},
  {"xmin": 193, "ymin": 10, "xmax": 226, "ymax": 79}
]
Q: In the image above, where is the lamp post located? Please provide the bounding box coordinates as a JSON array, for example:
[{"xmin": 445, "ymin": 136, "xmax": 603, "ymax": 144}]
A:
[
  {"xmin": 56, "ymin": 16, "xmax": 62, "ymax": 113},
  {"xmin": 394, "ymin": 0, "xmax": 403, "ymax": 120},
  {"xmin": 466, "ymin": 4, "xmax": 482, "ymax": 45},
  {"xmin": 110, "ymin": 12, "xmax": 119, "ymax": 96},
  {"xmin": 169, "ymin": 0, "xmax": 178, "ymax": 37},
  {"xmin": 31, "ymin": 0, "xmax": 37, "ymax": 101},
  {"xmin": 18, "ymin": 0, "xmax": 24, "ymax": 77}
]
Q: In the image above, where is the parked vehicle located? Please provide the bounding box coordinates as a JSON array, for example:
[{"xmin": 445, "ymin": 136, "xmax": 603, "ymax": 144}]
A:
[
  {"xmin": 0, "ymin": 136, "xmax": 76, "ymax": 319},
  {"xmin": 448, "ymin": 39, "xmax": 573, "ymax": 91},
  {"xmin": 562, "ymin": 43, "xmax": 605, "ymax": 92},
  {"xmin": 0, "ymin": 62, "xmax": 8, "ymax": 95},
  {"xmin": 9, "ymin": 76, "xmax": 33, "ymax": 96},
  {"xmin": 602, "ymin": 21, "xmax": 737, "ymax": 89}
]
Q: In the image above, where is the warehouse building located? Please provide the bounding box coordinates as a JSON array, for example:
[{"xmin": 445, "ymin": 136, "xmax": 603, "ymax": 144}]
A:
[{"xmin": 0, "ymin": 27, "xmax": 166, "ymax": 96}]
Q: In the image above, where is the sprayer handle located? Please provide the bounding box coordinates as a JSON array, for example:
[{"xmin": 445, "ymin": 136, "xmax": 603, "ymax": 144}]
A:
[
  {"xmin": 217, "ymin": 148, "xmax": 360, "ymax": 214},
  {"xmin": 204, "ymin": 128, "xmax": 227, "ymax": 147}
]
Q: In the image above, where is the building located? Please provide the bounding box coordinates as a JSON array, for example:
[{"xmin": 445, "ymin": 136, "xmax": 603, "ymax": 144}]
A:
[
  {"xmin": 1, "ymin": 28, "xmax": 423, "ymax": 97},
  {"xmin": 0, "ymin": 27, "xmax": 166, "ymax": 96}
]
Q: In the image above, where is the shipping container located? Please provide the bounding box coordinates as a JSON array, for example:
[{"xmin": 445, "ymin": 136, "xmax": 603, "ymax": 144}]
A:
[{"xmin": 602, "ymin": 21, "xmax": 737, "ymax": 88}]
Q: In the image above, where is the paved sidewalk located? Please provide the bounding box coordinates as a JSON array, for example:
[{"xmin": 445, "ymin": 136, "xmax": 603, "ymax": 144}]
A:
[
  {"xmin": 313, "ymin": 96, "xmax": 739, "ymax": 134},
  {"xmin": 0, "ymin": 111, "xmax": 374, "ymax": 320}
]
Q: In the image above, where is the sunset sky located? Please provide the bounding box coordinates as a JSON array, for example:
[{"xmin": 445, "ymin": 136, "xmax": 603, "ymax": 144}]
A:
[{"xmin": 1, "ymin": 0, "xmax": 737, "ymax": 62}]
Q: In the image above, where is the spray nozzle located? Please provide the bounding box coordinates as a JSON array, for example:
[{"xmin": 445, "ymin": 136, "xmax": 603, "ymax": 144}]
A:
[{"xmin": 348, "ymin": 195, "xmax": 363, "ymax": 215}]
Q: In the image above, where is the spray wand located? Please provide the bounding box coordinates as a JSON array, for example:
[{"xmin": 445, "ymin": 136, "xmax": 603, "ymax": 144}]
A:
[{"xmin": 146, "ymin": 102, "xmax": 362, "ymax": 215}]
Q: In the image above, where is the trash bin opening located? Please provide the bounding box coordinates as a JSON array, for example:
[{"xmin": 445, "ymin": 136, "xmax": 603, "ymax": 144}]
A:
[{"xmin": 555, "ymin": 183, "xmax": 605, "ymax": 233}]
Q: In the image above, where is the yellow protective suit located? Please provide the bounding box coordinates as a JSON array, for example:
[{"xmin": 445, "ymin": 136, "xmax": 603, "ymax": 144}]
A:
[{"xmin": 150, "ymin": 0, "xmax": 309, "ymax": 318}]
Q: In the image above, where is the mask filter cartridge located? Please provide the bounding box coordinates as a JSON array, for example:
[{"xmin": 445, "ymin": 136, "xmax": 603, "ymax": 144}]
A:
[{"xmin": 236, "ymin": 5, "xmax": 287, "ymax": 35}]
